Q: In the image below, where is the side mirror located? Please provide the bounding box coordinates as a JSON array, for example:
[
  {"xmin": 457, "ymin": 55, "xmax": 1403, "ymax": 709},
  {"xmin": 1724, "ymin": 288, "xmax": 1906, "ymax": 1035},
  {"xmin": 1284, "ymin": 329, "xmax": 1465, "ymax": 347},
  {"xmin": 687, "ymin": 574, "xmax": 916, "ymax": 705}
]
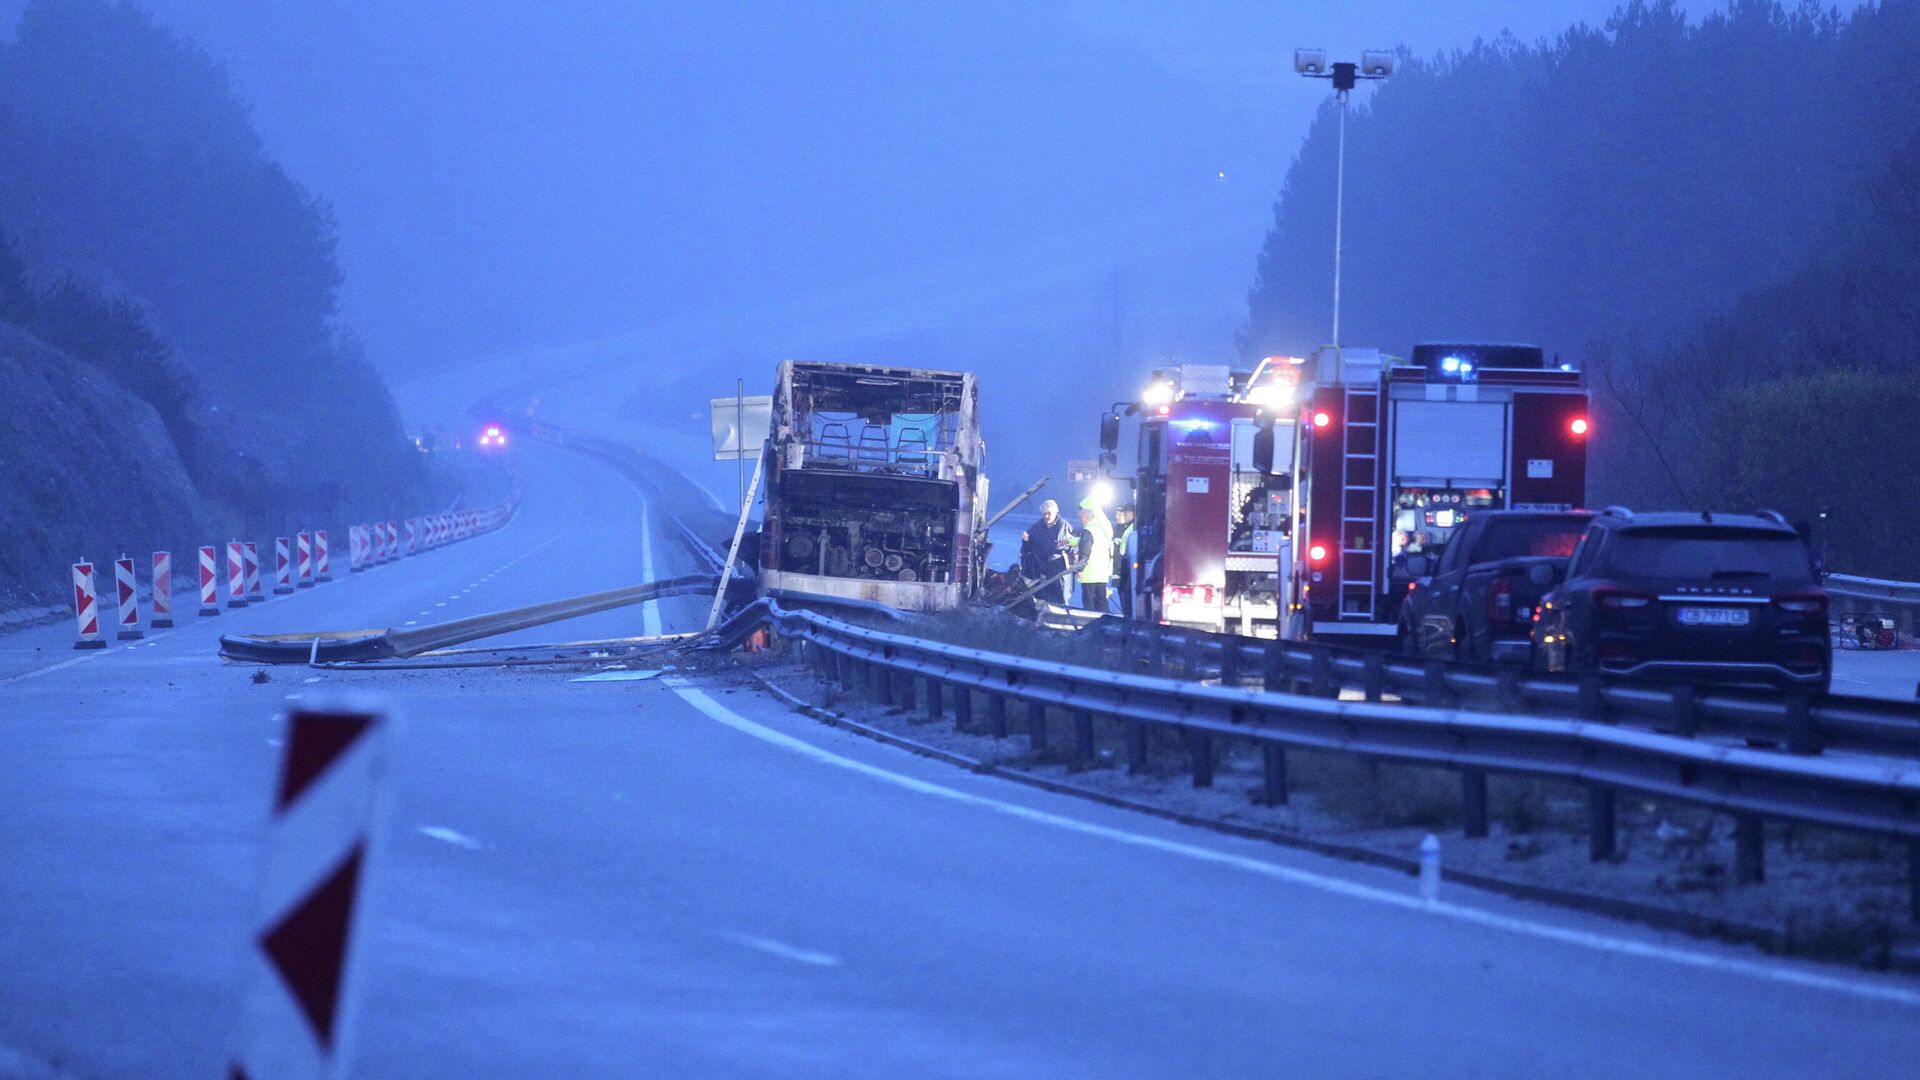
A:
[
  {"xmin": 1527, "ymin": 563, "xmax": 1557, "ymax": 587},
  {"xmin": 1099, "ymin": 412, "xmax": 1121, "ymax": 452}
]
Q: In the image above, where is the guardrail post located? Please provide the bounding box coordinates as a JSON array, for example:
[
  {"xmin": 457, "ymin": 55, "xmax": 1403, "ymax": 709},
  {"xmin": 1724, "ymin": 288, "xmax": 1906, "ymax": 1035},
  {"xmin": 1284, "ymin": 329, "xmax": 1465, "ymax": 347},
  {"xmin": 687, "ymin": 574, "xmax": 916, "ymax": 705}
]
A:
[
  {"xmin": 954, "ymin": 685, "xmax": 973, "ymax": 731},
  {"xmin": 1909, "ymin": 843, "xmax": 1920, "ymax": 926},
  {"xmin": 1734, "ymin": 815, "xmax": 1765, "ymax": 884},
  {"xmin": 1149, "ymin": 628, "xmax": 1166, "ymax": 675},
  {"xmin": 1118, "ymin": 624, "xmax": 1136, "ymax": 669},
  {"xmin": 1126, "ymin": 720, "xmax": 1148, "ymax": 774},
  {"xmin": 1669, "ymin": 685, "xmax": 1698, "ymax": 737},
  {"xmin": 1027, "ymin": 701, "xmax": 1048, "ymax": 752},
  {"xmin": 1073, "ymin": 713, "xmax": 1095, "ymax": 770},
  {"xmin": 1189, "ymin": 732, "xmax": 1213, "ymax": 788},
  {"xmin": 1263, "ymin": 643, "xmax": 1286, "ymax": 693},
  {"xmin": 1423, "ymin": 662, "xmax": 1450, "ymax": 707},
  {"xmin": 1578, "ymin": 675, "xmax": 1605, "ymax": 721},
  {"xmin": 1261, "ymin": 746, "xmax": 1289, "ymax": 806},
  {"xmin": 988, "ymin": 694, "xmax": 1008, "ymax": 739},
  {"xmin": 1588, "ymin": 786, "xmax": 1616, "ymax": 861},
  {"xmin": 1310, "ymin": 650, "xmax": 1335, "ymax": 698},
  {"xmin": 1220, "ymin": 640, "xmax": 1240, "ymax": 684},
  {"xmin": 1461, "ymin": 769, "xmax": 1489, "ymax": 839},
  {"xmin": 873, "ymin": 663, "xmax": 892, "ymax": 705},
  {"xmin": 1362, "ymin": 653, "xmax": 1385, "ymax": 703},
  {"xmin": 1783, "ymin": 695, "xmax": 1821, "ymax": 756},
  {"xmin": 1181, "ymin": 635, "xmax": 1202, "ymax": 681},
  {"xmin": 1496, "ymin": 668, "xmax": 1522, "ymax": 711},
  {"xmin": 923, "ymin": 677, "xmax": 943, "ymax": 722}
]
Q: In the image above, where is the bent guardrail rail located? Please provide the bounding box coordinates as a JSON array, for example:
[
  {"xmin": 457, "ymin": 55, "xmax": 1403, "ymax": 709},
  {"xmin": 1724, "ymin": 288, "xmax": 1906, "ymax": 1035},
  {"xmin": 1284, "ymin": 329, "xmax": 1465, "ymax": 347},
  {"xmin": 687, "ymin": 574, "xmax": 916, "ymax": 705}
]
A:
[{"xmin": 219, "ymin": 575, "xmax": 716, "ymax": 663}]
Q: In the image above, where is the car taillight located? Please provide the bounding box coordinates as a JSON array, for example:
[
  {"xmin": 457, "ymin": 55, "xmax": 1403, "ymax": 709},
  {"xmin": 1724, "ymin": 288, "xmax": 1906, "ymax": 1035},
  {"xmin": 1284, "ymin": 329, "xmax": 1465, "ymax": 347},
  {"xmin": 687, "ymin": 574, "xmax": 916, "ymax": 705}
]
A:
[
  {"xmin": 1774, "ymin": 592, "xmax": 1828, "ymax": 616},
  {"xmin": 1489, "ymin": 577, "xmax": 1513, "ymax": 627},
  {"xmin": 1308, "ymin": 543, "xmax": 1329, "ymax": 563},
  {"xmin": 1594, "ymin": 587, "xmax": 1654, "ymax": 610},
  {"xmin": 1788, "ymin": 643, "xmax": 1826, "ymax": 670}
]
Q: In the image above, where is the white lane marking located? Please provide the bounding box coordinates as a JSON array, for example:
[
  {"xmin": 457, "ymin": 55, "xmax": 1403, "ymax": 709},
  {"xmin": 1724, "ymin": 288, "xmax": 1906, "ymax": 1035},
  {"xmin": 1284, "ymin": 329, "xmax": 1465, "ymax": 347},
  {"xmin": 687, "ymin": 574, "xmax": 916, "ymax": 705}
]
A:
[
  {"xmin": 404, "ymin": 620, "xmax": 419, "ymax": 626},
  {"xmin": 0, "ymin": 626, "xmax": 180, "ymax": 686},
  {"xmin": 716, "ymin": 930, "xmax": 841, "ymax": 967},
  {"xmin": 668, "ymin": 681, "xmax": 1920, "ymax": 1009},
  {"xmin": 418, "ymin": 826, "xmax": 483, "ymax": 850},
  {"xmin": 639, "ymin": 497, "xmax": 663, "ymax": 637}
]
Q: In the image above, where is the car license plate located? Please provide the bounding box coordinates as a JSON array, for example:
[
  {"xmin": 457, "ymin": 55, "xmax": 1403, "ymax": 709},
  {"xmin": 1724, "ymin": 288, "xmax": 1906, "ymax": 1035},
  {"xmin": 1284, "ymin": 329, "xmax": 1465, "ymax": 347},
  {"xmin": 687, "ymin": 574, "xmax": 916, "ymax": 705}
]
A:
[{"xmin": 1677, "ymin": 606, "xmax": 1749, "ymax": 627}]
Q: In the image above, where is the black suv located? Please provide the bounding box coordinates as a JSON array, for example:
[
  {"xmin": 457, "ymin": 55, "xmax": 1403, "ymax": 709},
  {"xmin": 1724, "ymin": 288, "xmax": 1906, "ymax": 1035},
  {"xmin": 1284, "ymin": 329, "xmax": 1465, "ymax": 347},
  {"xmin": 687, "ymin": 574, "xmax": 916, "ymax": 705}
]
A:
[
  {"xmin": 1531, "ymin": 509, "xmax": 1830, "ymax": 692},
  {"xmin": 1400, "ymin": 510, "xmax": 1594, "ymax": 663}
]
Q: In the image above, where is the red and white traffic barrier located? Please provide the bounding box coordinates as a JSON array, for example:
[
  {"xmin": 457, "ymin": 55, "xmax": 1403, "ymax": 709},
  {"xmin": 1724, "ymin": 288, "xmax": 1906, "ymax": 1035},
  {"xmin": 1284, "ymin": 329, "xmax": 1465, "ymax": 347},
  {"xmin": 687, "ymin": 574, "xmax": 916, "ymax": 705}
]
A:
[
  {"xmin": 297, "ymin": 531, "xmax": 314, "ymax": 588},
  {"xmin": 316, "ymin": 530, "xmax": 332, "ymax": 581},
  {"xmin": 274, "ymin": 537, "xmax": 295, "ymax": 595},
  {"xmin": 72, "ymin": 561, "xmax": 105, "ymax": 649},
  {"xmin": 198, "ymin": 545, "xmax": 221, "ymax": 616},
  {"xmin": 347, "ymin": 525, "xmax": 364, "ymax": 573},
  {"xmin": 227, "ymin": 541, "xmax": 249, "ymax": 609},
  {"xmin": 246, "ymin": 540, "xmax": 263, "ymax": 600},
  {"xmin": 387, "ymin": 520, "xmax": 399, "ymax": 560},
  {"xmin": 151, "ymin": 550, "xmax": 174, "ymax": 629},
  {"xmin": 231, "ymin": 701, "xmax": 388, "ymax": 1080},
  {"xmin": 404, "ymin": 518, "xmax": 417, "ymax": 556},
  {"xmin": 114, "ymin": 556, "xmax": 142, "ymax": 641}
]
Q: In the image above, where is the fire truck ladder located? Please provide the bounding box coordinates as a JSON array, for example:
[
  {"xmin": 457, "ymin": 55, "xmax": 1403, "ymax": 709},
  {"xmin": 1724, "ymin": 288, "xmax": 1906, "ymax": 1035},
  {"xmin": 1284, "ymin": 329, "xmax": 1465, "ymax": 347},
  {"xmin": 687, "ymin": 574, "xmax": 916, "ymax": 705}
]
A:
[{"xmin": 1339, "ymin": 384, "xmax": 1380, "ymax": 621}]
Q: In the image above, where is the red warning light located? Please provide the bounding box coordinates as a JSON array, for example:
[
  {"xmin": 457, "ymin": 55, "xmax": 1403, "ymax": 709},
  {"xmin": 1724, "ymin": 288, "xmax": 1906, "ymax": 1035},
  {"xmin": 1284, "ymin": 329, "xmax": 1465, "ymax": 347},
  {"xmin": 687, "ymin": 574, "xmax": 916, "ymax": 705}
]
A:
[
  {"xmin": 1308, "ymin": 543, "xmax": 1329, "ymax": 563},
  {"xmin": 1156, "ymin": 404, "xmax": 1171, "ymax": 416},
  {"xmin": 1311, "ymin": 411, "xmax": 1332, "ymax": 429},
  {"xmin": 1569, "ymin": 416, "xmax": 1589, "ymax": 436}
]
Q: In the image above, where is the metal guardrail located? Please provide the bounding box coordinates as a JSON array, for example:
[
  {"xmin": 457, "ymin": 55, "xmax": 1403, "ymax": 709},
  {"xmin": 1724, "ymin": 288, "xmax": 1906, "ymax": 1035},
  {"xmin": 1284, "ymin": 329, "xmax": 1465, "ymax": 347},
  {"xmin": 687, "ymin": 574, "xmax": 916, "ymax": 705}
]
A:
[
  {"xmin": 708, "ymin": 598, "xmax": 1920, "ymax": 919},
  {"xmin": 219, "ymin": 576, "xmax": 716, "ymax": 663},
  {"xmin": 1090, "ymin": 619, "xmax": 1920, "ymax": 761},
  {"xmin": 1827, "ymin": 572, "xmax": 1920, "ymax": 607}
]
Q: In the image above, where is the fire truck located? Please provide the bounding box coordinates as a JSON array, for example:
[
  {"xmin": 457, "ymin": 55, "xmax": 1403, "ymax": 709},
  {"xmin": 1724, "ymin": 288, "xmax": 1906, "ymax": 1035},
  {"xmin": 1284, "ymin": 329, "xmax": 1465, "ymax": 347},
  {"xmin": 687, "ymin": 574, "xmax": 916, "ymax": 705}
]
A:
[
  {"xmin": 1109, "ymin": 343, "xmax": 1588, "ymax": 642},
  {"xmin": 1113, "ymin": 361, "xmax": 1302, "ymax": 636},
  {"xmin": 1294, "ymin": 342, "xmax": 1588, "ymax": 643}
]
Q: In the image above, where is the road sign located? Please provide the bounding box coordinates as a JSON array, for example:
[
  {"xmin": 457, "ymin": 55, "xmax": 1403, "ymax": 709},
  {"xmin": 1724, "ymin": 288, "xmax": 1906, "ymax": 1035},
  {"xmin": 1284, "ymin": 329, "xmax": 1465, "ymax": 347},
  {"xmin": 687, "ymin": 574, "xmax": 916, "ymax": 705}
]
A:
[
  {"xmin": 709, "ymin": 394, "xmax": 773, "ymax": 462},
  {"xmin": 1067, "ymin": 458, "xmax": 1101, "ymax": 483}
]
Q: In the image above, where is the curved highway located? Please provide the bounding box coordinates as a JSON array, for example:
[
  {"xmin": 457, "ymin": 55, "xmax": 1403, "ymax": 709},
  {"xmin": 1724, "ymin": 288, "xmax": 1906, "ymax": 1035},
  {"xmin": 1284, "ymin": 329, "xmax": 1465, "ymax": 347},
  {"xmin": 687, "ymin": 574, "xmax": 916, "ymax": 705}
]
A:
[{"xmin": 2, "ymin": 439, "xmax": 1919, "ymax": 1078}]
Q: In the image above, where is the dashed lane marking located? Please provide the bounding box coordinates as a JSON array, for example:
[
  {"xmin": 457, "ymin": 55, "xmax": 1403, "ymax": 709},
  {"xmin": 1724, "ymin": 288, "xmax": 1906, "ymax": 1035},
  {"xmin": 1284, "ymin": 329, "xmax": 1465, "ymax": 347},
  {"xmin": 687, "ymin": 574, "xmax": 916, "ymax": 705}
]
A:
[{"xmin": 716, "ymin": 931, "xmax": 841, "ymax": 968}]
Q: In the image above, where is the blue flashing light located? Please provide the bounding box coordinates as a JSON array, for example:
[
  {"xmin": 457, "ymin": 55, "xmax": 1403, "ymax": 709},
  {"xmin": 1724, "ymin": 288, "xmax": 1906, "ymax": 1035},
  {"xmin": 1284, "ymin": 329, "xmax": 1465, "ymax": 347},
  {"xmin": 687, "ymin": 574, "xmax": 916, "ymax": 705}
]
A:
[{"xmin": 1169, "ymin": 418, "xmax": 1217, "ymax": 432}]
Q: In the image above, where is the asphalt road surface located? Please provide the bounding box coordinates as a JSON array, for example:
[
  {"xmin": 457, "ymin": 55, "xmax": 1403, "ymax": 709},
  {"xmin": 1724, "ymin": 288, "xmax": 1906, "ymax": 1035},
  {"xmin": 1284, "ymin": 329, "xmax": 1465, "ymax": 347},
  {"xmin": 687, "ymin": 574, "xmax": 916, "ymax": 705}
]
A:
[{"xmin": 4, "ymin": 440, "xmax": 1920, "ymax": 1079}]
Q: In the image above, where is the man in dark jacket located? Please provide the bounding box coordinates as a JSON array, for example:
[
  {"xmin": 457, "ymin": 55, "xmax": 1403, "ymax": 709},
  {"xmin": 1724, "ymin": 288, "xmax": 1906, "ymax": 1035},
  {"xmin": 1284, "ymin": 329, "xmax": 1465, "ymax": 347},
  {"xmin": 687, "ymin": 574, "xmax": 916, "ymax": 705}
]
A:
[{"xmin": 1020, "ymin": 499, "xmax": 1075, "ymax": 605}]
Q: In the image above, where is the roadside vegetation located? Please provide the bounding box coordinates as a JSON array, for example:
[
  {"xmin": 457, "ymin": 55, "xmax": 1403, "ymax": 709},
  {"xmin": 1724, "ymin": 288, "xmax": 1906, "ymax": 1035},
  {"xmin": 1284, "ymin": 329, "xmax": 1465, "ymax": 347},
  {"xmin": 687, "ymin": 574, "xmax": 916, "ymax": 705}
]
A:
[
  {"xmin": 1241, "ymin": 0, "xmax": 1920, "ymax": 576},
  {"xmin": 0, "ymin": 1, "xmax": 436, "ymax": 606}
]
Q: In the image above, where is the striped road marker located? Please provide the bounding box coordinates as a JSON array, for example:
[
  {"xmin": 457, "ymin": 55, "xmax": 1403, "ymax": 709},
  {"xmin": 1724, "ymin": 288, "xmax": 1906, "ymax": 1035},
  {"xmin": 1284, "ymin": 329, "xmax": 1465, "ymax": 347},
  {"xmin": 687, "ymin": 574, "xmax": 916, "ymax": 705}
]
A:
[
  {"xmin": 232, "ymin": 701, "xmax": 389, "ymax": 1080},
  {"xmin": 72, "ymin": 561, "xmax": 105, "ymax": 649}
]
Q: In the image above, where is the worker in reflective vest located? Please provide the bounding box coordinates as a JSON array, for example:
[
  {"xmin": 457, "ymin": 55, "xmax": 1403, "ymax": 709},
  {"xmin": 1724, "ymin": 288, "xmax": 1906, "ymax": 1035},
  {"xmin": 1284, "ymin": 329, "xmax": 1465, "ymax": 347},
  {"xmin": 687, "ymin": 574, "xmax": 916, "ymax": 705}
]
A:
[
  {"xmin": 1112, "ymin": 504, "xmax": 1137, "ymax": 617},
  {"xmin": 1076, "ymin": 503, "xmax": 1113, "ymax": 612}
]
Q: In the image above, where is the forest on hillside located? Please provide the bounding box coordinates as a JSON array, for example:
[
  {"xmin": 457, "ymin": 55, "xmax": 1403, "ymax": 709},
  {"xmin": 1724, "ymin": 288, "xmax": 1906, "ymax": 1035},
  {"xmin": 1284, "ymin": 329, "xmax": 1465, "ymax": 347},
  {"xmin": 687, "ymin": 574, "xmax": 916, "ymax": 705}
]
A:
[
  {"xmin": 1242, "ymin": 0, "xmax": 1920, "ymax": 575},
  {"xmin": 0, "ymin": 0, "xmax": 426, "ymax": 541}
]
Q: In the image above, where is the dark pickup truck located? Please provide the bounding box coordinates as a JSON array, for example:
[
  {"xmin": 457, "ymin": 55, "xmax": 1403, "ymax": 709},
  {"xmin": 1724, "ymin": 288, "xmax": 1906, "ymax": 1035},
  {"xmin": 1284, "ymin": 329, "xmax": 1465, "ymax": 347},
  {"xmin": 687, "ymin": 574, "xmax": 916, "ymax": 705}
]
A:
[{"xmin": 1399, "ymin": 509, "xmax": 1594, "ymax": 663}]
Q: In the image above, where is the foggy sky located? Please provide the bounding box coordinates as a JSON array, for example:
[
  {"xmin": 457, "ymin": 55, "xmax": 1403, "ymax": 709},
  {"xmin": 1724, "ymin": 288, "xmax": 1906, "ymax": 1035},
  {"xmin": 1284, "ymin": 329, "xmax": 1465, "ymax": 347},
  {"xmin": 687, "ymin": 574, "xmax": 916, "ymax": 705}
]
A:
[{"xmin": 1, "ymin": 1, "xmax": 1657, "ymax": 488}]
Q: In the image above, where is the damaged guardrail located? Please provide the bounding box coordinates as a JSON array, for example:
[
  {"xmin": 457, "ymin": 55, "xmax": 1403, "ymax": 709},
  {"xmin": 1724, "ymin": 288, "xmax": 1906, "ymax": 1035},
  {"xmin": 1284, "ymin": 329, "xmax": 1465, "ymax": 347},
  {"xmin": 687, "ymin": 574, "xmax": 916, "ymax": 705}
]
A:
[
  {"xmin": 711, "ymin": 598, "xmax": 1920, "ymax": 921},
  {"xmin": 219, "ymin": 575, "xmax": 716, "ymax": 663}
]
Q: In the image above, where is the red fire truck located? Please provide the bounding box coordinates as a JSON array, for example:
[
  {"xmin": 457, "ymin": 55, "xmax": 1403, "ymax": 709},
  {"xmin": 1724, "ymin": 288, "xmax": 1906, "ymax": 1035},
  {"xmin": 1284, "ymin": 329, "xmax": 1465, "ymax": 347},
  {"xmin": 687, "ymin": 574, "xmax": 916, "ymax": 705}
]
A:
[
  {"xmin": 1114, "ymin": 361, "xmax": 1302, "ymax": 635},
  {"xmin": 1294, "ymin": 342, "xmax": 1588, "ymax": 643},
  {"xmin": 1108, "ymin": 343, "xmax": 1588, "ymax": 642}
]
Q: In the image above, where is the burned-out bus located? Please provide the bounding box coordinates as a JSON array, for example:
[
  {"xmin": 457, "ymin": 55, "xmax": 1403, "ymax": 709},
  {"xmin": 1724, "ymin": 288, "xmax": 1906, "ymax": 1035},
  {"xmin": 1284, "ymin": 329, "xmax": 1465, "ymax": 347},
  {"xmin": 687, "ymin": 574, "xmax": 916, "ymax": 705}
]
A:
[{"xmin": 759, "ymin": 360, "xmax": 987, "ymax": 612}]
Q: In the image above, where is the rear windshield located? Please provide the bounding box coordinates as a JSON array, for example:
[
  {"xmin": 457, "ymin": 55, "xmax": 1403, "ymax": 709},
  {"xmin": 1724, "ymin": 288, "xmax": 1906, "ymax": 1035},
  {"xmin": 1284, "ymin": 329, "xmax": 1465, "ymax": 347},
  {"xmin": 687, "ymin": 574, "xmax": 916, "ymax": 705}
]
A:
[
  {"xmin": 1476, "ymin": 517, "xmax": 1590, "ymax": 562},
  {"xmin": 1604, "ymin": 526, "xmax": 1812, "ymax": 580}
]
